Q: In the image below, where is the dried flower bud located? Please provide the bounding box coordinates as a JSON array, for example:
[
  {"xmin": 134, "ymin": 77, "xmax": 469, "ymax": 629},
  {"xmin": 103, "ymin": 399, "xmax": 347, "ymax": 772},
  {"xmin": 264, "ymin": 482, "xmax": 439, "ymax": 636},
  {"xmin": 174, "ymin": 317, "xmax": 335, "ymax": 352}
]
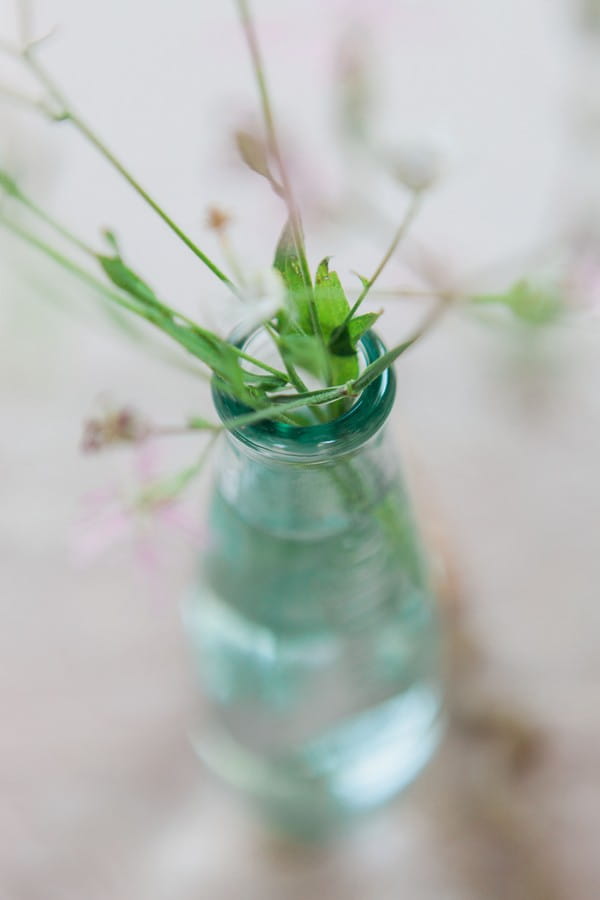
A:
[
  {"xmin": 206, "ymin": 206, "xmax": 231, "ymax": 233},
  {"xmin": 81, "ymin": 407, "xmax": 150, "ymax": 453}
]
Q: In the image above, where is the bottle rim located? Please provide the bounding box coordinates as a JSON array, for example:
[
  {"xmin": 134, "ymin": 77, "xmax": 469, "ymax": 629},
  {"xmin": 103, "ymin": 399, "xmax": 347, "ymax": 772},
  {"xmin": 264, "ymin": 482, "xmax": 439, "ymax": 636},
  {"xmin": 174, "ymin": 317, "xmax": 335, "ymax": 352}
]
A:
[{"xmin": 212, "ymin": 329, "xmax": 396, "ymax": 458}]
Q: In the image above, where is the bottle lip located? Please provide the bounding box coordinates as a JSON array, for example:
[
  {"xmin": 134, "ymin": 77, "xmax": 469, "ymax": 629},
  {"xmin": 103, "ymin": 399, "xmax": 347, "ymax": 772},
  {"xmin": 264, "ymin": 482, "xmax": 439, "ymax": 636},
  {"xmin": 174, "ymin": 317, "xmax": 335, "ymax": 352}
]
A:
[{"xmin": 212, "ymin": 329, "xmax": 396, "ymax": 459}]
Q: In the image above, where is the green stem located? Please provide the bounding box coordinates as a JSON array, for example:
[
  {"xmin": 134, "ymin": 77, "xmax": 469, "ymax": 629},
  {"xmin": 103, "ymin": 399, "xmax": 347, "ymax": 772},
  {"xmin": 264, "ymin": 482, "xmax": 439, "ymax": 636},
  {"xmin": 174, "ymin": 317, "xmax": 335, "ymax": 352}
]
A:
[
  {"xmin": 369, "ymin": 286, "xmax": 451, "ymax": 300},
  {"xmin": 137, "ymin": 432, "xmax": 220, "ymax": 507},
  {"xmin": 234, "ymin": 348, "xmax": 287, "ymax": 379},
  {"xmin": 189, "ymin": 384, "xmax": 346, "ymax": 431},
  {"xmin": 3, "ymin": 186, "xmax": 292, "ymax": 380},
  {"xmin": 345, "ymin": 190, "xmax": 423, "ymax": 324},
  {"xmin": 0, "ymin": 82, "xmax": 51, "ymax": 115},
  {"xmin": 17, "ymin": 0, "xmax": 32, "ymax": 46},
  {"xmin": 0, "ymin": 215, "xmax": 153, "ymax": 315},
  {"xmin": 0, "ymin": 215, "xmax": 289, "ymax": 381},
  {"xmin": 17, "ymin": 192, "xmax": 98, "ymax": 257},
  {"xmin": 234, "ymin": 0, "xmax": 331, "ymax": 382},
  {"xmin": 351, "ymin": 297, "xmax": 448, "ymax": 393},
  {"xmin": 19, "ymin": 47, "xmax": 239, "ymax": 295},
  {"xmin": 265, "ymin": 322, "xmax": 309, "ymax": 394}
]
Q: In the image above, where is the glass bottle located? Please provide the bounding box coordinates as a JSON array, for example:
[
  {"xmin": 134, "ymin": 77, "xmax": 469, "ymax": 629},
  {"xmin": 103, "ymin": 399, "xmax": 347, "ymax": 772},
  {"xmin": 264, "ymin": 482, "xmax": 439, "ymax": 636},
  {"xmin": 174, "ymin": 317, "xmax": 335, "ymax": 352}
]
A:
[{"xmin": 183, "ymin": 331, "xmax": 444, "ymax": 838}]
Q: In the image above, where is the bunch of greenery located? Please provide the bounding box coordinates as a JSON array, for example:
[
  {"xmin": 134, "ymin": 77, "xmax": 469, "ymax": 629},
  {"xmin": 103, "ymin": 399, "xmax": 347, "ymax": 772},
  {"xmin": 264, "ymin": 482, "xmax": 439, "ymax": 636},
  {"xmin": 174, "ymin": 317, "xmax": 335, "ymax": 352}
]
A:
[{"xmin": 0, "ymin": 0, "xmax": 563, "ymax": 453}]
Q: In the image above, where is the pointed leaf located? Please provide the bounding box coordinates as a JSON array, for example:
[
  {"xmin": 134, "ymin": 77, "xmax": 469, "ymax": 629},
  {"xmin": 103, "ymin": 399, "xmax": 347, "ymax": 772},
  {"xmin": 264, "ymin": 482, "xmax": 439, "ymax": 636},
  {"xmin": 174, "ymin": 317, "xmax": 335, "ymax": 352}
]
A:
[
  {"xmin": 273, "ymin": 220, "xmax": 312, "ymax": 332},
  {"xmin": 351, "ymin": 270, "xmax": 370, "ymax": 290},
  {"xmin": 329, "ymin": 312, "xmax": 380, "ymax": 357},
  {"xmin": 349, "ymin": 311, "xmax": 380, "ymax": 342},
  {"xmin": 97, "ymin": 255, "xmax": 163, "ymax": 309},
  {"xmin": 314, "ymin": 257, "xmax": 353, "ymax": 339},
  {"xmin": 313, "ymin": 257, "xmax": 360, "ymax": 382},
  {"xmin": 96, "ymin": 255, "xmax": 248, "ymax": 393},
  {"xmin": 102, "ymin": 229, "xmax": 121, "ymax": 255},
  {"xmin": 279, "ymin": 333, "xmax": 323, "ymax": 377}
]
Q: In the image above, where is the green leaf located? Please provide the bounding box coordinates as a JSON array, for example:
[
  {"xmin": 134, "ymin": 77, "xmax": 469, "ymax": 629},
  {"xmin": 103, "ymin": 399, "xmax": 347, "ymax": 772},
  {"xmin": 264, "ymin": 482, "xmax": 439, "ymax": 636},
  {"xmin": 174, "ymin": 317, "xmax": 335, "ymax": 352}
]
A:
[
  {"xmin": 352, "ymin": 335, "xmax": 416, "ymax": 393},
  {"xmin": 210, "ymin": 384, "xmax": 348, "ymax": 431},
  {"xmin": 312, "ymin": 257, "xmax": 358, "ymax": 383},
  {"xmin": 472, "ymin": 280, "xmax": 562, "ymax": 326},
  {"xmin": 330, "ymin": 353, "xmax": 358, "ymax": 386},
  {"xmin": 97, "ymin": 255, "xmax": 248, "ymax": 395},
  {"xmin": 314, "ymin": 257, "xmax": 352, "ymax": 339},
  {"xmin": 241, "ymin": 371, "xmax": 289, "ymax": 391},
  {"xmin": 279, "ymin": 333, "xmax": 323, "ymax": 377},
  {"xmin": 349, "ymin": 311, "xmax": 381, "ymax": 342},
  {"xmin": 351, "ymin": 270, "xmax": 370, "ymax": 290},
  {"xmin": 97, "ymin": 255, "xmax": 163, "ymax": 310},
  {"xmin": 175, "ymin": 325, "xmax": 247, "ymax": 394},
  {"xmin": 182, "ymin": 416, "xmax": 219, "ymax": 431},
  {"xmin": 329, "ymin": 311, "xmax": 381, "ymax": 357},
  {"xmin": 102, "ymin": 229, "xmax": 121, "ymax": 255},
  {"xmin": 273, "ymin": 219, "xmax": 312, "ymax": 332}
]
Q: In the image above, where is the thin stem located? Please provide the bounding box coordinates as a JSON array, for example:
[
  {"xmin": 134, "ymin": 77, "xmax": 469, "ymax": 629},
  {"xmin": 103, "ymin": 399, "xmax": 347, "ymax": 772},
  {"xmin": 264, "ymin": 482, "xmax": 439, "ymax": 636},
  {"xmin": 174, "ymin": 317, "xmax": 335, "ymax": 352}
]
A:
[
  {"xmin": 137, "ymin": 432, "xmax": 220, "ymax": 507},
  {"xmin": 0, "ymin": 214, "xmax": 289, "ymax": 380},
  {"xmin": 351, "ymin": 296, "xmax": 449, "ymax": 393},
  {"xmin": 2, "ymin": 185, "xmax": 292, "ymax": 379},
  {"xmin": 17, "ymin": 191, "xmax": 99, "ymax": 257},
  {"xmin": 0, "ymin": 38, "xmax": 20, "ymax": 58},
  {"xmin": 264, "ymin": 322, "xmax": 309, "ymax": 394},
  {"xmin": 369, "ymin": 286, "xmax": 453, "ymax": 300},
  {"xmin": 0, "ymin": 82, "xmax": 52, "ymax": 115},
  {"xmin": 0, "ymin": 214, "xmax": 154, "ymax": 316},
  {"xmin": 345, "ymin": 190, "xmax": 423, "ymax": 323},
  {"xmin": 190, "ymin": 383, "xmax": 347, "ymax": 431},
  {"xmin": 234, "ymin": 0, "xmax": 331, "ymax": 381},
  {"xmin": 135, "ymin": 297, "xmax": 447, "ymax": 435},
  {"xmin": 234, "ymin": 0, "xmax": 304, "ymax": 264},
  {"xmin": 234, "ymin": 347, "xmax": 287, "ymax": 379},
  {"xmin": 264, "ymin": 323, "xmax": 331, "ymax": 423},
  {"xmin": 14, "ymin": 45, "xmax": 239, "ymax": 294},
  {"xmin": 17, "ymin": 0, "xmax": 32, "ymax": 47}
]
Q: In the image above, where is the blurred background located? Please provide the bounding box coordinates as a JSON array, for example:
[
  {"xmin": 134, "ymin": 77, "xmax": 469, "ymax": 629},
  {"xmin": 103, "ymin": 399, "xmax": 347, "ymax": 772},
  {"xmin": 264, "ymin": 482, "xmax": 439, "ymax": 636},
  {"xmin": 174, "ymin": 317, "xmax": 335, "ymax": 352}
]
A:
[{"xmin": 1, "ymin": 0, "xmax": 600, "ymax": 897}]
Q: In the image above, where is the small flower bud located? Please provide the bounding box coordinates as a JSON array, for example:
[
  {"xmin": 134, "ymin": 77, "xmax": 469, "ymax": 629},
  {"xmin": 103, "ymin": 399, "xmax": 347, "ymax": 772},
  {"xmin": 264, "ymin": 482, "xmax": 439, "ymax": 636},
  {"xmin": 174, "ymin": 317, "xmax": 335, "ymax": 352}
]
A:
[
  {"xmin": 206, "ymin": 206, "xmax": 231, "ymax": 233},
  {"xmin": 81, "ymin": 407, "xmax": 150, "ymax": 453},
  {"xmin": 389, "ymin": 142, "xmax": 442, "ymax": 192}
]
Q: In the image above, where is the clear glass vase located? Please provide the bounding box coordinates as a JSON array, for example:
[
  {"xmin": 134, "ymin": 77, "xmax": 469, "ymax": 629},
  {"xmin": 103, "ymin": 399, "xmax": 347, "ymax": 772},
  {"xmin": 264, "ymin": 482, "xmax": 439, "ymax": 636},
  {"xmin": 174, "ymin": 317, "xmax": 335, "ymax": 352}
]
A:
[{"xmin": 183, "ymin": 332, "xmax": 444, "ymax": 837}]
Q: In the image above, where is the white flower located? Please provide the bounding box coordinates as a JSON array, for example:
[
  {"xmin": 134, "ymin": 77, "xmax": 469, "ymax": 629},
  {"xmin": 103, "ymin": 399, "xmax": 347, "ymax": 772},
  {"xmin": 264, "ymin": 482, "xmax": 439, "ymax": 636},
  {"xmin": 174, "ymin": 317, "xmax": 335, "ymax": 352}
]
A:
[
  {"xmin": 389, "ymin": 142, "xmax": 442, "ymax": 192},
  {"xmin": 385, "ymin": 131, "xmax": 457, "ymax": 193},
  {"xmin": 236, "ymin": 267, "xmax": 286, "ymax": 332}
]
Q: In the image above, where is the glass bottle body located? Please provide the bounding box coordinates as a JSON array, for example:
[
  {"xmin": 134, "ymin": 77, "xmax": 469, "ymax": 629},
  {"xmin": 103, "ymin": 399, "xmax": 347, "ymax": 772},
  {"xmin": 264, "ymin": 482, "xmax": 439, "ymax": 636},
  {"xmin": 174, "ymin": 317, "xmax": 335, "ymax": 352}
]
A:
[{"xmin": 184, "ymin": 334, "xmax": 444, "ymax": 836}]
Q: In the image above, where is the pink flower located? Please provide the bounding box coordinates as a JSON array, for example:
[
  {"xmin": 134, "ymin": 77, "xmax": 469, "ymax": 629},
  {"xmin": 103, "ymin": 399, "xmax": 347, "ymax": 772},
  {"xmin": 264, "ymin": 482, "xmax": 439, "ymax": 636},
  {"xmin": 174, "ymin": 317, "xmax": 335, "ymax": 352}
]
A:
[{"xmin": 71, "ymin": 444, "xmax": 207, "ymax": 582}]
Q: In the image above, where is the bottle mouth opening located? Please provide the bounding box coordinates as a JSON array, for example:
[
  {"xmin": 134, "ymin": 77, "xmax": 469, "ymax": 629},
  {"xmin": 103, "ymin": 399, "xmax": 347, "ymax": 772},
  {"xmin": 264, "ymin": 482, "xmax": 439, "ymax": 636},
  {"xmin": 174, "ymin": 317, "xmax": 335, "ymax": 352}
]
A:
[{"xmin": 212, "ymin": 328, "xmax": 396, "ymax": 458}]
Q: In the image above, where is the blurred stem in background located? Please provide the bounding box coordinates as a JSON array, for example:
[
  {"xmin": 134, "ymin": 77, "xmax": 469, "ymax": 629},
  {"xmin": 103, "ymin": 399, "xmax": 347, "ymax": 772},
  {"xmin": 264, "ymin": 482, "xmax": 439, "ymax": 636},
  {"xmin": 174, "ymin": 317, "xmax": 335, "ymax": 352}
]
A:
[
  {"xmin": 0, "ymin": 25, "xmax": 240, "ymax": 295},
  {"xmin": 569, "ymin": 0, "xmax": 600, "ymax": 241},
  {"xmin": 234, "ymin": 0, "xmax": 331, "ymax": 382}
]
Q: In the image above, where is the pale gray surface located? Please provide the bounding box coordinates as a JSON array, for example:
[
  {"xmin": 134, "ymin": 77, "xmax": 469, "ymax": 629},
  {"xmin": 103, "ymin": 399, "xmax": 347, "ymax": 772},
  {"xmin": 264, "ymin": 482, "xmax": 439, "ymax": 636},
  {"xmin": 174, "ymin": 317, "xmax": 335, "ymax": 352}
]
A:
[{"xmin": 1, "ymin": 1, "xmax": 599, "ymax": 897}]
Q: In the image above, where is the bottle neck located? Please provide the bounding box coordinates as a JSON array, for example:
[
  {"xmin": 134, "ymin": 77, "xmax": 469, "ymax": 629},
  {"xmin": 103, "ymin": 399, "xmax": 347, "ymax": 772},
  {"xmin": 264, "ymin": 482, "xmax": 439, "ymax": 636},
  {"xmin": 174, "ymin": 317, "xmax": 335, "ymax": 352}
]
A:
[{"xmin": 212, "ymin": 330, "xmax": 396, "ymax": 464}]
